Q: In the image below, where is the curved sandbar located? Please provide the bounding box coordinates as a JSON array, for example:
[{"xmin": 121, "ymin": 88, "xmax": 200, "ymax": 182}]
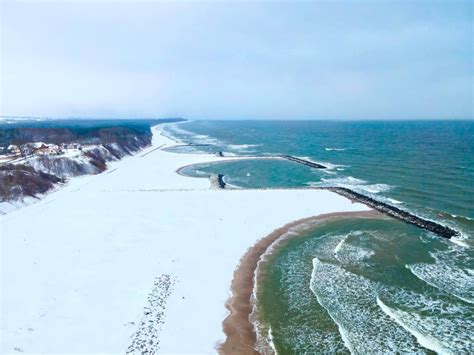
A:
[{"xmin": 219, "ymin": 210, "xmax": 383, "ymax": 354}]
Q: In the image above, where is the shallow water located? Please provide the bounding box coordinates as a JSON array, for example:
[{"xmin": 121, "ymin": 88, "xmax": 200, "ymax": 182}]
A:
[{"xmin": 163, "ymin": 120, "xmax": 474, "ymax": 353}]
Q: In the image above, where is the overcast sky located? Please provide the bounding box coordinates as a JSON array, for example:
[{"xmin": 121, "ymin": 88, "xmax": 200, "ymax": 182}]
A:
[{"xmin": 1, "ymin": 0, "xmax": 472, "ymax": 120}]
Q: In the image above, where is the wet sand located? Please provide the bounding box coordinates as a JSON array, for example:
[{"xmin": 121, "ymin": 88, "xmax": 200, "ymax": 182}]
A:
[{"xmin": 219, "ymin": 209, "xmax": 384, "ymax": 354}]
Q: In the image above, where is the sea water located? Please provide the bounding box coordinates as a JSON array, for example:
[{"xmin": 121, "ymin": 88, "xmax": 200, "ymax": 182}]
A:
[{"xmin": 164, "ymin": 120, "xmax": 473, "ymax": 353}]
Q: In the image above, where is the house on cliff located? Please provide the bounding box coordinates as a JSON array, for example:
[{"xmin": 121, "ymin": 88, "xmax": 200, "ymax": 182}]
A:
[
  {"xmin": 28, "ymin": 142, "xmax": 61, "ymax": 155},
  {"xmin": 7, "ymin": 145, "xmax": 20, "ymax": 155}
]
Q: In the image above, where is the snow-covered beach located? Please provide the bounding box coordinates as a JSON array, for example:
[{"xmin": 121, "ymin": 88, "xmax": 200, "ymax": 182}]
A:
[{"xmin": 1, "ymin": 126, "xmax": 370, "ymax": 353}]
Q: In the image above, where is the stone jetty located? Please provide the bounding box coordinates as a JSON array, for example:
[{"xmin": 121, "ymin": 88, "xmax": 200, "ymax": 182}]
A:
[
  {"xmin": 279, "ymin": 155, "xmax": 327, "ymax": 169},
  {"xmin": 328, "ymin": 187, "xmax": 459, "ymax": 239},
  {"xmin": 210, "ymin": 174, "xmax": 226, "ymax": 189}
]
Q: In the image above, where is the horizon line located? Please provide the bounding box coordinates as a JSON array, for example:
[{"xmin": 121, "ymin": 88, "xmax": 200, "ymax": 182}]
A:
[{"xmin": 1, "ymin": 115, "xmax": 473, "ymax": 122}]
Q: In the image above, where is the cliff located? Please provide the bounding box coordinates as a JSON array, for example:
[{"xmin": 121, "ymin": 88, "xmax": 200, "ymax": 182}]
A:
[
  {"xmin": 0, "ymin": 120, "xmax": 181, "ymax": 204},
  {"xmin": 0, "ymin": 164, "xmax": 64, "ymax": 201}
]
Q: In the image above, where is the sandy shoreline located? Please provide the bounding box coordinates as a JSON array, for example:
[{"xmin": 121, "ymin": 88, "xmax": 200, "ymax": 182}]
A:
[
  {"xmin": 219, "ymin": 210, "xmax": 383, "ymax": 354},
  {"xmin": 1, "ymin": 125, "xmax": 371, "ymax": 353}
]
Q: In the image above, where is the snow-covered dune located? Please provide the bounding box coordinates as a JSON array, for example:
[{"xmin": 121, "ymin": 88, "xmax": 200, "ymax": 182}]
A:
[{"xmin": 0, "ymin": 126, "xmax": 369, "ymax": 353}]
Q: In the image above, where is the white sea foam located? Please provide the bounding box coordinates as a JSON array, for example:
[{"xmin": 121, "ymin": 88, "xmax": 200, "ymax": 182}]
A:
[
  {"xmin": 406, "ymin": 246, "xmax": 474, "ymax": 304},
  {"xmin": 329, "ymin": 232, "xmax": 374, "ymax": 264},
  {"xmin": 320, "ymin": 176, "xmax": 367, "ymax": 185},
  {"xmin": 299, "ymin": 157, "xmax": 348, "ymax": 170},
  {"xmin": 160, "ymin": 122, "xmax": 189, "ymax": 143},
  {"xmin": 309, "ymin": 258, "xmax": 422, "ymax": 353},
  {"xmin": 309, "ymin": 262, "xmax": 355, "ymax": 353},
  {"xmin": 387, "ymin": 198, "xmax": 403, "ymax": 204},
  {"xmin": 377, "ymin": 289, "xmax": 474, "ymax": 353},
  {"xmin": 267, "ymin": 327, "xmax": 277, "ymax": 354},
  {"xmin": 252, "ymin": 231, "xmax": 352, "ymax": 354},
  {"xmin": 376, "ymin": 297, "xmax": 449, "ymax": 354},
  {"xmin": 221, "ymin": 176, "xmax": 242, "ymax": 189},
  {"xmin": 362, "ymin": 183, "xmax": 392, "ymax": 194},
  {"xmin": 333, "ymin": 236, "xmax": 347, "ymax": 255},
  {"xmin": 221, "ymin": 151, "xmax": 238, "ymax": 157},
  {"xmin": 162, "ymin": 122, "xmax": 224, "ymax": 146},
  {"xmin": 310, "ymin": 176, "xmax": 394, "ymax": 196},
  {"xmin": 162, "ymin": 123, "xmax": 265, "ymax": 154},
  {"xmin": 339, "ymin": 245, "xmax": 374, "ymax": 263},
  {"xmin": 227, "ymin": 144, "xmax": 262, "ymax": 151},
  {"xmin": 449, "ymin": 213, "xmax": 474, "ymax": 221},
  {"xmin": 325, "ymin": 147, "xmax": 347, "ymax": 151},
  {"xmin": 450, "ymin": 236, "xmax": 470, "ymax": 247}
]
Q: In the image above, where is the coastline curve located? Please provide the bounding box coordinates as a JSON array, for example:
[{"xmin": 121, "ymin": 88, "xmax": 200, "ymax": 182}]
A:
[{"xmin": 218, "ymin": 209, "xmax": 383, "ymax": 354}]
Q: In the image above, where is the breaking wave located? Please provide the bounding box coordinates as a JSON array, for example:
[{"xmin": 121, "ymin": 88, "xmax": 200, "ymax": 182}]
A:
[
  {"xmin": 162, "ymin": 122, "xmax": 224, "ymax": 146},
  {"xmin": 309, "ymin": 258, "xmax": 423, "ymax": 353},
  {"xmin": 325, "ymin": 147, "xmax": 347, "ymax": 151},
  {"xmin": 309, "ymin": 176, "xmax": 393, "ymax": 195},
  {"xmin": 228, "ymin": 144, "xmax": 261, "ymax": 149},
  {"xmin": 406, "ymin": 245, "xmax": 474, "ymax": 304},
  {"xmin": 376, "ymin": 297, "xmax": 449, "ymax": 353},
  {"xmin": 377, "ymin": 289, "xmax": 474, "ymax": 353},
  {"xmin": 299, "ymin": 157, "xmax": 349, "ymax": 170},
  {"xmin": 162, "ymin": 122, "xmax": 263, "ymax": 155},
  {"xmin": 332, "ymin": 231, "xmax": 373, "ymax": 263}
]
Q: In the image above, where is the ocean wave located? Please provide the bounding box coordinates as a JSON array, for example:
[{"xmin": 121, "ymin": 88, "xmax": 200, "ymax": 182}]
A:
[
  {"xmin": 450, "ymin": 236, "xmax": 471, "ymax": 248},
  {"xmin": 227, "ymin": 143, "xmax": 262, "ymax": 151},
  {"xmin": 376, "ymin": 297, "xmax": 449, "ymax": 354},
  {"xmin": 361, "ymin": 183, "xmax": 392, "ymax": 194},
  {"xmin": 193, "ymin": 169, "xmax": 211, "ymax": 177},
  {"xmin": 221, "ymin": 175, "xmax": 242, "ymax": 189},
  {"xmin": 160, "ymin": 121, "xmax": 190, "ymax": 143},
  {"xmin": 252, "ymin": 232, "xmax": 350, "ymax": 354},
  {"xmin": 387, "ymin": 198, "xmax": 403, "ymax": 204},
  {"xmin": 332, "ymin": 231, "xmax": 374, "ymax": 263},
  {"xmin": 333, "ymin": 235, "xmax": 347, "ymax": 255},
  {"xmin": 267, "ymin": 327, "xmax": 277, "ymax": 354},
  {"xmin": 448, "ymin": 213, "xmax": 474, "ymax": 222},
  {"xmin": 162, "ymin": 122, "xmax": 224, "ymax": 146},
  {"xmin": 406, "ymin": 246, "xmax": 474, "ymax": 304},
  {"xmin": 309, "ymin": 176, "xmax": 393, "ymax": 196},
  {"xmin": 299, "ymin": 157, "xmax": 349, "ymax": 170},
  {"xmin": 309, "ymin": 258, "xmax": 423, "ymax": 353},
  {"xmin": 337, "ymin": 244, "xmax": 375, "ymax": 264},
  {"xmin": 325, "ymin": 147, "xmax": 347, "ymax": 151},
  {"xmin": 377, "ymin": 289, "xmax": 474, "ymax": 353},
  {"xmin": 320, "ymin": 176, "xmax": 367, "ymax": 185},
  {"xmin": 192, "ymin": 133, "xmax": 222, "ymax": 145},
  {"xmin": 163, "ymin": 123, "xmax": 266, "ymax": 155},
  {"xmin": 220, "ymin": 152, "xmax": 238, "ymax": 157}
]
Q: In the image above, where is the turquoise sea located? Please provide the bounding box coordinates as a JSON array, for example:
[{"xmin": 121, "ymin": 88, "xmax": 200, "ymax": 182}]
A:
[{"xmin": 163, "ymin": 120, "xmax": 473, "ymax": 353}]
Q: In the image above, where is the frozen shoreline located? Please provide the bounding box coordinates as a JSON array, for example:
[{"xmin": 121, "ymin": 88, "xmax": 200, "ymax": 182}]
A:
[{"xmin": 1, "ymin": 125, "xmax": 370, "ymax": 353}]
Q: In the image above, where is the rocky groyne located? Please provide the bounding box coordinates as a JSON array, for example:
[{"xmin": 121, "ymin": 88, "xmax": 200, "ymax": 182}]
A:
[
  {"xmin": 328, "ymin": 187, "xmax": 459, "ymax": 239},
  {"xmin": 279, "ymin": 155, "xmax": 327, "ymax": 169},
  {"xmin": 210, "ymin": 174, "xmax": 226, "ymax": 189}
]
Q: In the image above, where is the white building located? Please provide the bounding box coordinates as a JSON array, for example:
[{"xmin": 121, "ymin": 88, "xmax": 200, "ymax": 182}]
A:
[{"xmin": 7, "ymin": 144, "xmax": 20, "ymax": 154}]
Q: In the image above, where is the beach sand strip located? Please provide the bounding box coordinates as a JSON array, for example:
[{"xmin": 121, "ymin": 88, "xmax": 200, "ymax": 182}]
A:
[{"xmin": 219, "ymin": 209, "xmax": 384, "ymax": 354}]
